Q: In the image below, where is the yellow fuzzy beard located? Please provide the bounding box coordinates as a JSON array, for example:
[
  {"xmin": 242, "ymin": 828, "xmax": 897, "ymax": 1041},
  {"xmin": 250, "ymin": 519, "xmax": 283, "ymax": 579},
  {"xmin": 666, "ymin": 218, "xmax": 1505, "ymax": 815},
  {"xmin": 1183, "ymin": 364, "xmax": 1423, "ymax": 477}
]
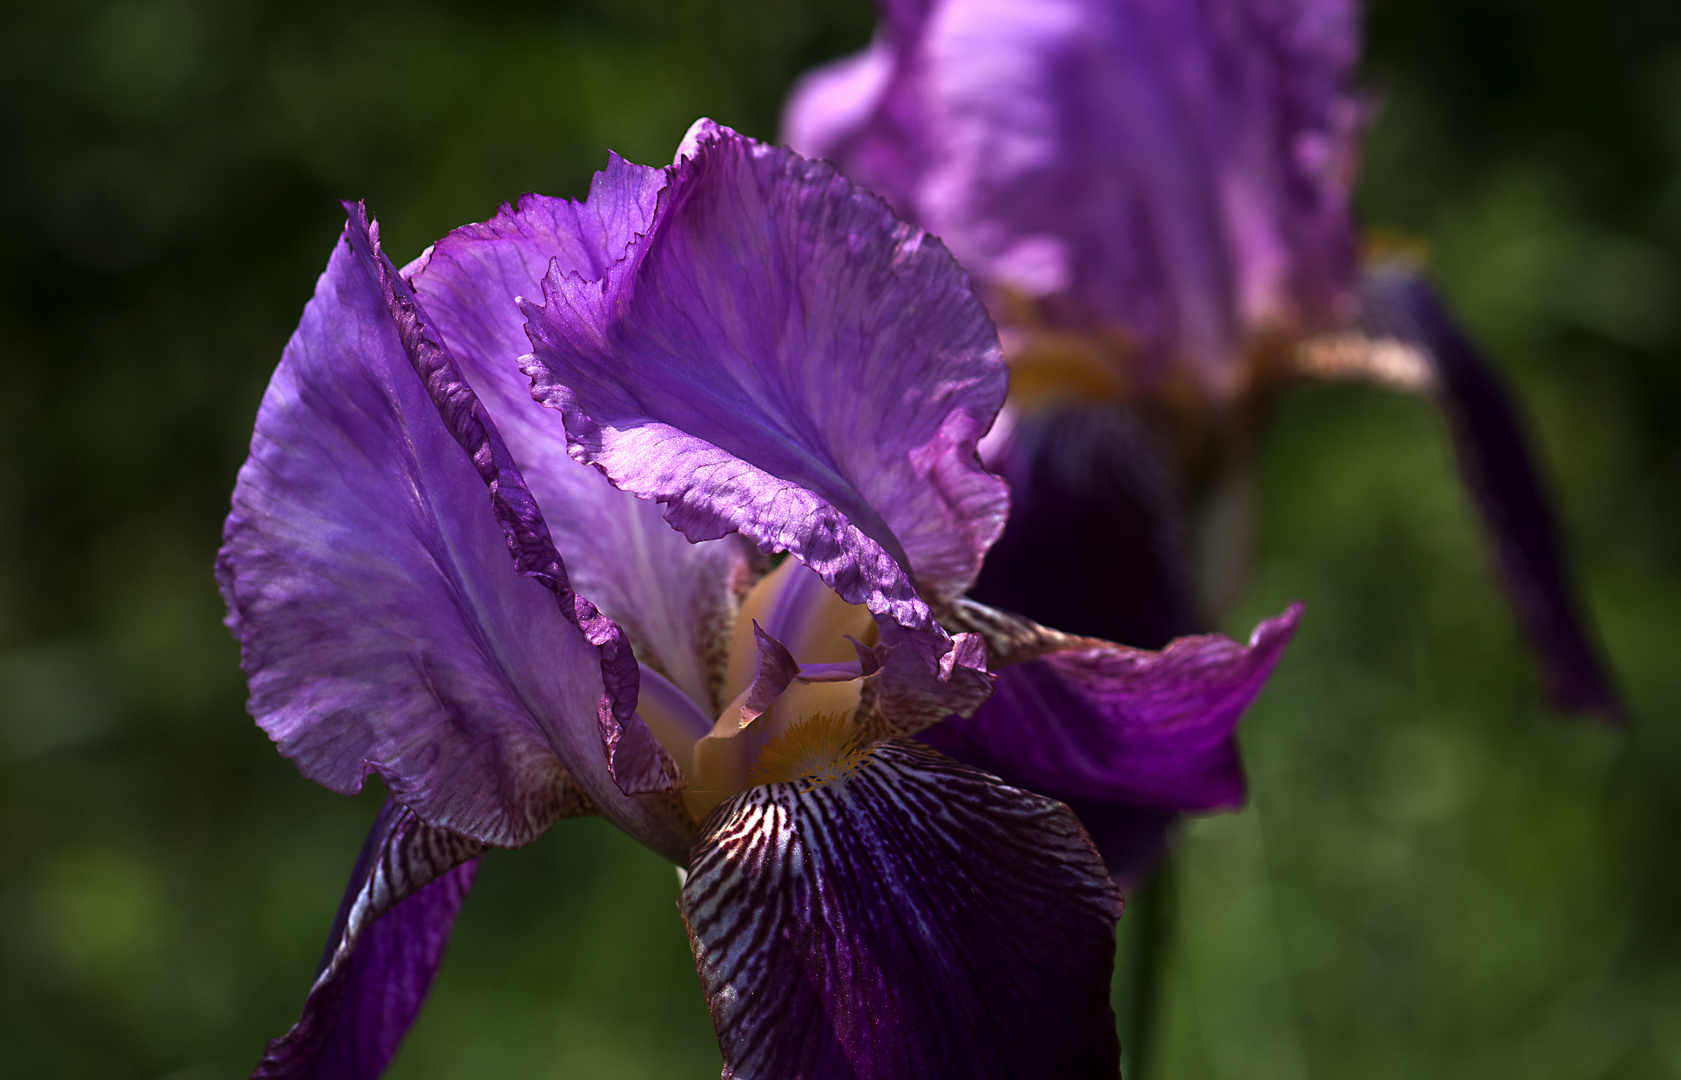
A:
[{"xmin": 748, "ymin": 711, "xmax": 874, "ymax": 790}]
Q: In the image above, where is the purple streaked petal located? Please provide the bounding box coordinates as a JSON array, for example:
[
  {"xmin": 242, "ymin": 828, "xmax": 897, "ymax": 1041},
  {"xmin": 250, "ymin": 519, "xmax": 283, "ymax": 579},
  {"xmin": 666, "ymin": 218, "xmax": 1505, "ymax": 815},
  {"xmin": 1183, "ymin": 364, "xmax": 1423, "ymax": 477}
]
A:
[
  {"xmin": 407, "ymin": 159, "xmax": 752, "ymax": 714},
  {"xmin": 683, "ymin": 740, "xmax": 1123, "ymax": 1079},
  {"xmin": 216, "ymin": 205, "xmax": 690, "ymax": 858},
  {"xmin": 519, "ymin": 121, "xmax": 1009, "ymax": 632},
  {"xmin": 973, "ymin": 402, "xmax": 1201, "ymax": 649},
  {"xmin": 786, "ymin": 0, "xmax": 1363, "ymax": 383},
  {"xmin": 924, "ymin": 602, "xmax": 1301, "ymax": 809},
  {"xmin": 1360, "ymin": 264, "xmax": 1624, "ymax": 722},
  {"xmin": 253, "ymin": 799, "xmax": 483, "ymax": 1080}
]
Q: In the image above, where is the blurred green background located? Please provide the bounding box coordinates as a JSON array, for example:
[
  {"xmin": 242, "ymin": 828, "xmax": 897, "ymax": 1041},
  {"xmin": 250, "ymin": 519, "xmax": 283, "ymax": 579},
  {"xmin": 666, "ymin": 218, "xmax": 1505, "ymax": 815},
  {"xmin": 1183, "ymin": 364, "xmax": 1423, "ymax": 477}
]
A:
[{"xmin": 1, "ymin": 0, "xmax": 1677, "ymax": 1076}]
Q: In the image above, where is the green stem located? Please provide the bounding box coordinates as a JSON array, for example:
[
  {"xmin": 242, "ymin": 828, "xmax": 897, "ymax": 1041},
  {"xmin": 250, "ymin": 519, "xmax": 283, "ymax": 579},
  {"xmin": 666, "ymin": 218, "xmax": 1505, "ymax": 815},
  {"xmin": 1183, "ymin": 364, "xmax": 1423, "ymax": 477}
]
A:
[{"xmin": 1120, "ymin": 855, "xmax": 1176, "ymax": 1080}]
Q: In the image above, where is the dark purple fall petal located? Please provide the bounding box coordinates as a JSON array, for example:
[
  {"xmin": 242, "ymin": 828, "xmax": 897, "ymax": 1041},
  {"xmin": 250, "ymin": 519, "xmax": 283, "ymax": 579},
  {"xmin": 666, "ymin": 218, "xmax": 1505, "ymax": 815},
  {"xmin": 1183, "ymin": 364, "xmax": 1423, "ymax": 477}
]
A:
[
  {"xmin": 973, "ymin": 403, "xmax": 1201, "ymax": 649},
  {"xmin": 923, "ymin": 603, "xmax": 1300, "ymax": 810},
  {"xmin": 1360, "ymin": 264, "xmax": 1625, "ymax": 722},
  {"xmin": 406, "ymin": 158, "xmax": 753, "ymax": 714},
  {"xmin": 216, "ymin": 205, "xmax": 691, "ymax": 859},
  {"xmin": 683, "ymin": 740, "xmax": 1123, "ymax": 1080},
  {"xmin": 254, "ymin": 800, "xmax": 483, "ymax": 1080},
  {"xmin": 785, "ymin": 0, "xmax": 1363, "ymax": 384},
  {"xmin": 519, "ymin": 121, "xmax": 1009, "ymax": 648}
]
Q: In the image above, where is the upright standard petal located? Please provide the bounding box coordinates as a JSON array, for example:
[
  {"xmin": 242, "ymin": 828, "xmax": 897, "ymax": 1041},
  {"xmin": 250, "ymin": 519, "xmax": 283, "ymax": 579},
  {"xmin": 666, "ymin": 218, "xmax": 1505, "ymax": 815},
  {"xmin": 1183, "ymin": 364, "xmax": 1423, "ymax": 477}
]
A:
[
  {"xmin": 217, "ymin": 205, "xmax": 690, "ymax": 859},
  {"xmin": 407, "ymin": 157, "xmax": 754, "ymax": 714},
  {"xmin": 254, "ymin": 800, "xmax": 483, "ymax": 1080},
  {"xmin": 926, "ymin": 602, "xmax": 1301, "ymax": 811},
  {"xmin": 520, "ymin": 121, "xmax": 1009, "ymax": 638},
  {"xmin": 1358, "ymin": 265, "xmax": 1624, "ymax": 722},
  {"xmin": 785, "ymin": 0, "xmax": 1364, "ymax": 386},
  {"xmin": 683, "ymin": 740, "xmax": 1123, "ymax": 1080}
]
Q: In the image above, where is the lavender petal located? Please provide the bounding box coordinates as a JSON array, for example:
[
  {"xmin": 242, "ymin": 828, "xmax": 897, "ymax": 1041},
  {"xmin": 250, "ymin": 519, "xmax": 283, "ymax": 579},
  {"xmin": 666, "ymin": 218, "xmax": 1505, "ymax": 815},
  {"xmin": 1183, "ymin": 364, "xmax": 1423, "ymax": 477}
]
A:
[
  {"xmin": 217, "ymin": 205, "xmax": 690, "ymax": 859},
  {"xmin": 407, "ymin": 158, "xmax": 752, "ymax": 714},
  {"xmin": 785, "ymin": 0, "xmax": 1363, "ymax": 382},
  {"xmin": 519, "ymin": 121, "xmax": 1009, "ymax": 636}
]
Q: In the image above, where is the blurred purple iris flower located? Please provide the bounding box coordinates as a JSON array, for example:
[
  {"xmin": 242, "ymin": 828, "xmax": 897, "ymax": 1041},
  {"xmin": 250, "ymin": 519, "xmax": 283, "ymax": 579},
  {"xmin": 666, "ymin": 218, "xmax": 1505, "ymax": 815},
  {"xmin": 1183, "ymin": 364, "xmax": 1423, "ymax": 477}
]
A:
[
  {"xmin": 785, "ymin": 0, "xmax": 1622, "ymax": 721},
  {"xmin": 217, "ymin": 120, "xmax": 1299, "ymax": 1079}
]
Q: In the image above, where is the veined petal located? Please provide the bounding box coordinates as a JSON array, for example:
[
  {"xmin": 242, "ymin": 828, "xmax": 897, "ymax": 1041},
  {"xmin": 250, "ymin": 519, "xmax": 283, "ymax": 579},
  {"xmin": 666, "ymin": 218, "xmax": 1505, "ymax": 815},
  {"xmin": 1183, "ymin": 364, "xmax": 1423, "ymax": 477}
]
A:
[
  {"xmin": 216, "ymin": 205, "xmax": 690, "ymax": 858},
  {"xmin": 253, "ymin": 799, "xmax": 484, "ymax": 1080},
  {"xmin": 785, "ymin": 0, "xmax": 1363, "ymax": 385},
  {"xmin": 924, "ymin": 601, "xmax": 1301, "ymax": 809},
  {"xmin": 406, "ymin": 158, "xmax": 753, "ymax": 715},
  {"xmin": 520, "ymin": 120, "xmax": 1010, "ymax": 632},
  {"xmin": 683, "ymin": 740, "xmax": 1123, "ymax": 1080},
  {"xmin": 1359, "ymin": 264, "xmax": 1624, "ymax": 722}
]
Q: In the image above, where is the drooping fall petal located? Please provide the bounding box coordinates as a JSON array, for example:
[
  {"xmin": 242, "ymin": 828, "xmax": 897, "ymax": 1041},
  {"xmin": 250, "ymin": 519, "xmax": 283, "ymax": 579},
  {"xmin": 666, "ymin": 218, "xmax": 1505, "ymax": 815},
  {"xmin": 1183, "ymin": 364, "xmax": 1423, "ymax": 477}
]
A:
[
  {"xmin": 216, "ymin": 204, "xmax": 691, "ymax": 858},
  {"xmin": 683, "ymin": 740, "xmax": 1124, "ymax": 1080},
  {"xmin": 925, "ymin": 601, "xmax": 1299, "ymax": 810},
  {"xmin": 1360, "ymin": 264, "xmax": 1624, "ymax": 722},
  {"xmin": 253, "ymin": 799, "xmax": 484, "ymax": 1080},
  {"xmin": 519, "ymin": 121, "xmax": 1009, "ymax": 643}
]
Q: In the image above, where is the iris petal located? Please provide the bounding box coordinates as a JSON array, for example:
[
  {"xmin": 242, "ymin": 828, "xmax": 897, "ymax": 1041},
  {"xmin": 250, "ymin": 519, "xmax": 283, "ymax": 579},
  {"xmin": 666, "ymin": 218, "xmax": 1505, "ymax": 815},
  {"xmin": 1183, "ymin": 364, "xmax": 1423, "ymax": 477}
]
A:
[
  {"xmin": 519, "ymin": 121, "xmax": 1009, "ymax": 638},
  {"xmin": 973, "ymin": 402, "xmax": 1200, "ymax": 649},
  {"xmin": 407, "ymin": 156, "xmax": 753, "ymax": 715},
  {"xmin": 683, "ymin": 740, "xmax": 1124, "ymax": 1080},
  {"xmin": 920, "ymin": 600, "xmax": 1298, "ymax": 883},
  {"xmin": 785, "ymin": 0, "xmax": 1363, "ymax": 384},
  {"xmin": 217, "ymin": 204, "xmax": 692, "ymax": 858},
  {"xmin": 927, "ymin": 600, "xmax": 1299, "ymax": 808},
  {"xmin": 253, "ymin": 799, "xmax": 484, "ymax": 1080},
  {"xmin": 1359, "ymin": 264, "xmax": 1624, "ymax": 722}
]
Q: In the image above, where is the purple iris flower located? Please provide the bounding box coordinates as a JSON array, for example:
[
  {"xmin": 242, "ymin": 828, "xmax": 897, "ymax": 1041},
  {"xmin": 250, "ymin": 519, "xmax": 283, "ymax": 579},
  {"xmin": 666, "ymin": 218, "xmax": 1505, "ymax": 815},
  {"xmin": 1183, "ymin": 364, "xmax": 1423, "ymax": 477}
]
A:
[
  {"xmin": 217, "ymin": 120, "xmax": 1299, "ymax": 1079},
  {"xmin": 784, "ymin": 0, "xmax": 1623, "ymax": 723}
]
